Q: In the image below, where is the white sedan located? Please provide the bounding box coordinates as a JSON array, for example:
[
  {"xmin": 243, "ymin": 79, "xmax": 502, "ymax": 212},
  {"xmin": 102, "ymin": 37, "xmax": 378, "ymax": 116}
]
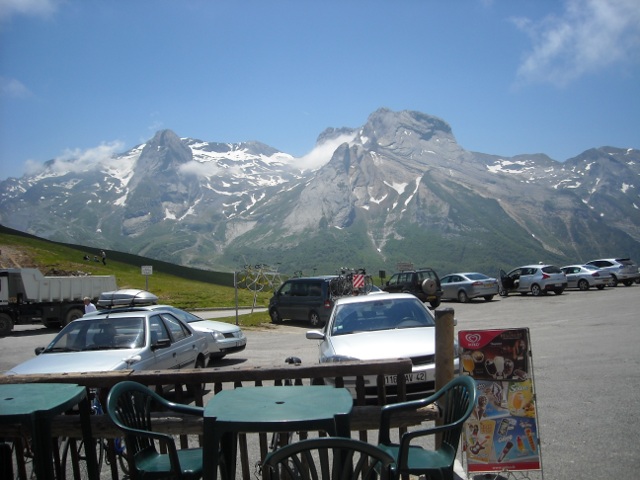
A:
[{"xmin": 306, "ymin": 293, "xmax": 459, "ymax": 402}]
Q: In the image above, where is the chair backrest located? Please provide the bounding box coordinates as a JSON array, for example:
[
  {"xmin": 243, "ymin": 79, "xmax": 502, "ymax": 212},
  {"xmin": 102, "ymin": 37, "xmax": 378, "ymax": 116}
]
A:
[
  {"xmin": 262, "ymin": 437, "xmax": 395, "ymax": 480},
  {"xmin": 107, "ymin": 381, "xmax": 165, "ymax": 461},
  {"xmin": 436, "ymin": 376, "xmax": 477, "ymax": 451}
]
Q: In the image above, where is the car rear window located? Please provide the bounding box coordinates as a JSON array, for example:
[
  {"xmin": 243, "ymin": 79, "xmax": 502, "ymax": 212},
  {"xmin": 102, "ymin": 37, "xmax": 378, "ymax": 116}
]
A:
[{"xmin": 542, "ymin": 266, "xmax": 562, "ymax": 274}]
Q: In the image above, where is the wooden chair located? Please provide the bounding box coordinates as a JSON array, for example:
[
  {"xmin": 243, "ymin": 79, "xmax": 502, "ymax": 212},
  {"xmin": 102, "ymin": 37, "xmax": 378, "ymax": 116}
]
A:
[
  {"xmin": 262, "ymin": 436, "xmax": 396, "ymax": 480},
  {"xmin": 106, "ymin": 380, "xmax": 206, "ymax": 480},
  {"xmin": 377, "ymin": 376, "xmax": 477, "ymax": 480}
]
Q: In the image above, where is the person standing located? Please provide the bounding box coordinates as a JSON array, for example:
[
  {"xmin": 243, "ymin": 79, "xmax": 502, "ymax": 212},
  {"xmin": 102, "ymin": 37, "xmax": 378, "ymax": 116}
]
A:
[
  {"xmin": 100, "ymin": 250, "xmax": 107, "ymax": 265},
  {"xmin": 84, "ymin": 297, "xmax": 97, "ymax": 313}
]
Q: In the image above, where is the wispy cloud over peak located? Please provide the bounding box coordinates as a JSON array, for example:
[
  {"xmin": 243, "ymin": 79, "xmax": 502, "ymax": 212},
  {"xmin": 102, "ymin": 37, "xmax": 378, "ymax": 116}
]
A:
[
  {"xmin": 295, "ymin": 133, "xmax": 357, "ymax": 171},
  {"xmin": 514, "ymin": 0, "xmax": 640, "ymax": 86},
  {"xmin": 26, "ymin": 141, "xmax": 125, "ymax": 176}
]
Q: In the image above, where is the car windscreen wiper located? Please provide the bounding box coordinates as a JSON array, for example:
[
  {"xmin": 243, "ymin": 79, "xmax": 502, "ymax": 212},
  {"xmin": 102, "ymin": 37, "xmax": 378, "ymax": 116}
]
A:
[{"xmin": 44, "ymin": 347, "xmax": 80, "ymax": 353}]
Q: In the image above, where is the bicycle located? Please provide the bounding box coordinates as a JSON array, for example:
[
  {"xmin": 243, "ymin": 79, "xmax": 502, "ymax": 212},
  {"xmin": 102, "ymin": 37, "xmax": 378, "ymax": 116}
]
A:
[
  {"xmin": 59, "ymin": 388, "xmax": 128, "ymax": 480},
  {"xmin": 331, "ymin": 268, "xmax": 373, "ymax": 297}
]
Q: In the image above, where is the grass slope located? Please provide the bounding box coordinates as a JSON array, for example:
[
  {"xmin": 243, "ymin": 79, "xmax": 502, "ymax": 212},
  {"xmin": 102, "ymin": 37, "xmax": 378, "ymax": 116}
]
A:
[{"xmin": 0, "ymin": 225, "xmax": 272, "ymax": 327}]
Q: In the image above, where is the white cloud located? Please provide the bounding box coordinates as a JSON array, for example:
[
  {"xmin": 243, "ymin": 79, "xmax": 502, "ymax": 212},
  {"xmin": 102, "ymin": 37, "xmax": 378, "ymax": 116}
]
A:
[
  {"xmin": 295, "ymin": 133, "xmax": 357, "ymax": 171},
  {"xmin": 514, "ymin": 0, "xmax": 640, "ymax": 86},
  {"xmin": 0, "ymin": 0, "xmax": 61, "ymax": 20},
  {"xmin": 26, "ymin": 141, "xmax": 125, "ymax": 175},
  {"xmin": 0, "ymin": 76, "xmax": 31, "ymax": 98}
]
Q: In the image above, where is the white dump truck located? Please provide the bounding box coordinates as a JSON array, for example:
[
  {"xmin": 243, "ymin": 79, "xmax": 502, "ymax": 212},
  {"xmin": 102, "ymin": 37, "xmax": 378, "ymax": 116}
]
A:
[{"xmin": 0, "ymin": 268, "xmax": 117, "ymax": 335}]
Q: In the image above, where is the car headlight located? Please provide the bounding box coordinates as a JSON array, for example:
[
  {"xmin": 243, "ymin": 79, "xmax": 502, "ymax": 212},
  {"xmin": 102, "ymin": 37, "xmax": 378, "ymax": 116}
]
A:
[{"xmin": 209, "ymin": 331, "xmax": 225, "ymax": 342}]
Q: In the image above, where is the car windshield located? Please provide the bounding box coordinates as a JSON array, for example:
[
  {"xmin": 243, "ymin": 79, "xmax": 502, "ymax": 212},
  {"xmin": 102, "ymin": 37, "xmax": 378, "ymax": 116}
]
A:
[
  {"xmin": 154, "ymin": 306, "xmax": 202, "ymax": 324},
  {"xmin": 331, "ymin": 298, "xmax": 434, "ymax": 336},
  {"xmin": 45, "ymin": 317, "xmax": 145, "ymax": 352}
]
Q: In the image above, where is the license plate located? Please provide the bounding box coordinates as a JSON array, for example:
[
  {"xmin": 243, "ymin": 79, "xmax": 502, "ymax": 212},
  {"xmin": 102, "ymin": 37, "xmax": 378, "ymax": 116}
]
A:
[{"xmin": 384, "ymin": 371, "xmax": 427, "ymax": 385}]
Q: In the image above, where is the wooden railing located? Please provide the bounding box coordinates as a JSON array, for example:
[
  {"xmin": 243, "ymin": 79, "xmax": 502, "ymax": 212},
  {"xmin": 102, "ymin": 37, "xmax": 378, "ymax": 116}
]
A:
[{"xmin": 0, "ymin": 358, "xmax": 442, "ymax": 480}]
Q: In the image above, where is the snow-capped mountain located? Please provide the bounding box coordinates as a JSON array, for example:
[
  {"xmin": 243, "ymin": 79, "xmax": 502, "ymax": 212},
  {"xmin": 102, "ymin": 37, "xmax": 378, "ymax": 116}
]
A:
[{"xmin": 1, "ymin": 108, "xmax": 638, "ymax": 275}]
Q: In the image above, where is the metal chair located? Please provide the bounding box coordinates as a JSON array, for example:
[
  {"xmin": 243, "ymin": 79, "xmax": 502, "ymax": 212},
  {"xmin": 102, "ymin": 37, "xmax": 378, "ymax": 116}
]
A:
[
  {"xmin": 262, "ymin": 437, "xmax": 396, "ymax": 480},
  {"xmin": 377, "ymin": 376, "xmax": 477, "ymax": 480},
  {"xmin": 106, "ymin": 380, "xmax": 206, "ymax": 480}
]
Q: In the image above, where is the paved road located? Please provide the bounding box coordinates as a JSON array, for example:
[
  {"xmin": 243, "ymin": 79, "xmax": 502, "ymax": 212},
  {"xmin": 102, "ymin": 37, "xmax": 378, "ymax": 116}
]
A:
[{"xmin": 2, "ymin": 288, "xmax": 639, "ymax": 479}]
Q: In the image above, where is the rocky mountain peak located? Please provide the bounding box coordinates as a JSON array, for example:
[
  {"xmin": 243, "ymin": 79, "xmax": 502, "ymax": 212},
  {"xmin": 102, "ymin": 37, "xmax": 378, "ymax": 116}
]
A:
[{"xmin": 0, "ymin": 109, "xmax": 638, "ymax": 275}]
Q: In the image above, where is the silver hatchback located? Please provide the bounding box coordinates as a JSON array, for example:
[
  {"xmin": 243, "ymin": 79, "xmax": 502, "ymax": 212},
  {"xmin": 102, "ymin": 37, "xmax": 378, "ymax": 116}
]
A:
[
  {"xmin": 585, "ymin": 258, "xmax": 639, "ymax": 287},
  {"xmin": 499, "ymin": 265, "xmax": 568, "ymax": 296}
]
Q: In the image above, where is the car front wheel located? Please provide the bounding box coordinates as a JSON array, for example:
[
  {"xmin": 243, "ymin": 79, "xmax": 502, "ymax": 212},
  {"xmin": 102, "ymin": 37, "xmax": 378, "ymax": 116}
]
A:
[
  {"xmin": 270, "ymin": 309, "xmax": 282, "ymax": 324},
  {"xmin": 578, "ymin": 279, "xmax": 589, "ymax": 291},
  {"xmin": 457, "ymin": 291, "xmax": 469, "ymax": 303},
  {"xmin": 309, "ymin": 311, "xmax": 324, "ymax": 328},
  {"xmin": 484, "ymin": 295, "xmax": 494, "ymax": 301},
  {"xmin": 608, "ymin": 276, "xmax": 618, "ymax": 287},
  {"xmin": 530, "ymin": 284, "xmax": 542, "ymax": 296},
  {"xmin": 623, "ymin": 280, "xmax": 634, "ymax": 286}
]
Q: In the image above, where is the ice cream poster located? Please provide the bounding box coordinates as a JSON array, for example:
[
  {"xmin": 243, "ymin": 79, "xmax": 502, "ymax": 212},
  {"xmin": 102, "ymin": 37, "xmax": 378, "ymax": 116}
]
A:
[{"xmin": 459, "ymin": 328, "xmax": 542, "ymax": 473}]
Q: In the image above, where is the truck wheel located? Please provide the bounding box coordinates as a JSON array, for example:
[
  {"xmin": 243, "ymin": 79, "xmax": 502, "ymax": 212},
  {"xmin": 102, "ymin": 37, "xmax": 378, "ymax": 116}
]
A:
[
  {"xmin": 0, "ymin": 313, "xmax": 13, "ymax": 336},
  {"xmin": 63, "ymin": 308, "xmax": 84, "ymax": 327}
]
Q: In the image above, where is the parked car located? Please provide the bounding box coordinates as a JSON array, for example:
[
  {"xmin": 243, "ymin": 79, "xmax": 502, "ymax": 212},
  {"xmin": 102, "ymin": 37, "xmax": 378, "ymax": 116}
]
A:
[
  {"xmin": 499, "ymin": 265, "xmax": 567, "ymax": 296},
  {"xmin": 269, "ymin": 276, "xmax": 336, "ymax": 327},
  {"xmin": 145, "ymin": 305, "xmax": 246, "ymax": 361},
  {"xmin": 90, "ymin": 289, "xmax": 246, "ymax": 362},
  {"xmin": 6, "ymin": 307, "xmax": 210, "ymax": 375},
  {"xmin": 560, "ymin": 265, "xmax": 611, "ymax": 291},
  {"xmin": 381, "ymin": 268, "xmax": 442, "ymax": 308},
  {"xmin": 440, "ymin": 272, "xmax": 499, "ymax": 302},
  {"xmin": 306, "ymin": 293, "xmax": 459, "ymax": 402},
  {"xmin": 584, "ymin": 258, "xmax": 639, "ymax": 287}
]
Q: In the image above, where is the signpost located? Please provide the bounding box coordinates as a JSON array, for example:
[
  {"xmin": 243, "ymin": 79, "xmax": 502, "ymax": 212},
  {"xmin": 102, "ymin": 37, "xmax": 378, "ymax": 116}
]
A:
[
  {"xmin": 458, "ymin": 328, "xmax": 543, "ymax": 478},
  {"xmin": 141, "ymin": 265, "xmax": 153, "ymax": 290}
]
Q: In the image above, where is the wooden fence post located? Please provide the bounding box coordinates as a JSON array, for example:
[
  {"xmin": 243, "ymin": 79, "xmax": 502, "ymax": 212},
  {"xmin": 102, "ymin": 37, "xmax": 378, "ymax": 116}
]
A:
[{"xmin": 435, "ymin": 307, "xmax": 455, "ymax": 447}]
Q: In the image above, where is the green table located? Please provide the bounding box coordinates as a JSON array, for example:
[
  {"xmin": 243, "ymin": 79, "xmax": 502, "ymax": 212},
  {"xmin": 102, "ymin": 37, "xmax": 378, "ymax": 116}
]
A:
[
  {"xmin": 203, "ymin": 385, "xmax": 353, "ymax": 480},
  {"xmin": 0, "ymin": 383, "xmax": 99, "ymax": 480}
]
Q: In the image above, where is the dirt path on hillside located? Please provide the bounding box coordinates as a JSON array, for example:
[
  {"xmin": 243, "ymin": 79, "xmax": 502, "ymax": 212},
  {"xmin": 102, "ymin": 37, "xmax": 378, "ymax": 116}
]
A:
[{"xmin": 0, "ymin": 245, "xmax": 36, "ymax": 269}]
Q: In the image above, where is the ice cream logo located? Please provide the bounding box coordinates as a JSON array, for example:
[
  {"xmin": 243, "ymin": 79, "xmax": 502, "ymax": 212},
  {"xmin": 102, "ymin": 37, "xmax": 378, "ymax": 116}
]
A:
[{"xmin": 464, "ymin": 333, "xmax": 482, "ymax": 347}]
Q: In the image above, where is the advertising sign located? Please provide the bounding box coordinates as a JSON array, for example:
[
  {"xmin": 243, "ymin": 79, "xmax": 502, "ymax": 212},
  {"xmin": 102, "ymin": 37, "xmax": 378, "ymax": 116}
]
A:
[{"xmin": 458, "ymin": 328, "xmax": 542, "ymax": 475}]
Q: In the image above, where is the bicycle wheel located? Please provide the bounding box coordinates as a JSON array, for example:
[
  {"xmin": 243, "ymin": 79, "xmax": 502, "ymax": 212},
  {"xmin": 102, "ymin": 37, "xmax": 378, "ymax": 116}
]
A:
[
  {"xmin": 363, "ymin": 275, "xmax": 373, "ymax": 294},
  {"xmin": 60, "ymin": 437, "xmax": 104, "ymax": 480},
  {"xmin": 114, "ymin": 438, "xmax": 129, "ymax": 475}
]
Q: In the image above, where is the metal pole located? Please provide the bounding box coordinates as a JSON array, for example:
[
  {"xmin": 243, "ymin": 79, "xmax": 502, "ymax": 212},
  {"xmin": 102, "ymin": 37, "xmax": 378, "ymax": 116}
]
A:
[{"xmin": 234, "ymin": 271, "xmax": 239, "ymax": 326}]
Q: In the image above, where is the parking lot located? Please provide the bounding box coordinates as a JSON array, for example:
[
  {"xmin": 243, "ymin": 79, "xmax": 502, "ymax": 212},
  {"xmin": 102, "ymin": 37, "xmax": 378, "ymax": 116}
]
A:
[{"xmin": 2, "ymin": 286, "xmax": 639, "ymax": 479}]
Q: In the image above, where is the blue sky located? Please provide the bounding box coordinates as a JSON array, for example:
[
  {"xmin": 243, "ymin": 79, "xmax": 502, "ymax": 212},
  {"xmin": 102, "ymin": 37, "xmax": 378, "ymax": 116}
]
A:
[{"xmin": 1, "ymin": 0, "xmax": 639, "ymax": 180}]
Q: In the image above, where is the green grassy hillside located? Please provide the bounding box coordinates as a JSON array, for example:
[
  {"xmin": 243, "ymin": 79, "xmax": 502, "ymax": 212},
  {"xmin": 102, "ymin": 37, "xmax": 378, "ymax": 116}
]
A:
[{"xmin": 0, "ymin": 225, "xmax": 272, "ymax": 326}]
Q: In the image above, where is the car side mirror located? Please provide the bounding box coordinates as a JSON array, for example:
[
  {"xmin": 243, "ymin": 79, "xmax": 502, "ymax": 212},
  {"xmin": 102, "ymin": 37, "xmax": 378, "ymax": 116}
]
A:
[
  {"xmin": 151, "ymin": 338, "xmax": 171, "ymax": 351},
  {"xmin": 35, "ymin": 347, "xmax": 45, "ymax": 355},
  {"xmin": 305, "ymin": 330, "xmax": 325, "ymax": 341}
]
